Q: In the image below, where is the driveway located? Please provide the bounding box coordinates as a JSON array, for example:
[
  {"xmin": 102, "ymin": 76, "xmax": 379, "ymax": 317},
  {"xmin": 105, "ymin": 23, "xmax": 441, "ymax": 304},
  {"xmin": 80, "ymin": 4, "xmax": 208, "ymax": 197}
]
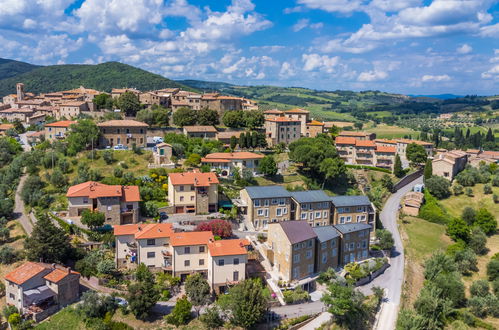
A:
[
  {"xmin": 18, "ymin": 133, "xmax": 31, "ymax": 151},
  {"xmin": 13, "ymin": 174, "xmax": 33, "ymax": 235},
  {"xmin": 368, "ymin": 175, "xmax": 423, "ymax": 330}
]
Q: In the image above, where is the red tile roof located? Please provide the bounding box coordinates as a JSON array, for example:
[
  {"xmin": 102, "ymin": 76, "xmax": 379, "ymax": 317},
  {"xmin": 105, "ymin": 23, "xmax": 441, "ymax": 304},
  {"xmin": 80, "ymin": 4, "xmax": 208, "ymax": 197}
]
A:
[
  {"xmin": 375, "ymin": 146, "xmax": 396, "ymax": 153},
  {"xmin": 208, "ymin": 239, "xmax": 248, "ymax": 256},
  {"xmin": 171, "ymin": 231, "xmax": 214, "ymax": 246},
  {"xmin": 355, "ymin": 140, "xmax": 376, "ymax": 147},
  {"xmin": 284, "ymin": 108, "xmax": 310, "ymax": 114},
  {"xmin": 0, "ymin": 124, "xmax": 14, "ymax": 130},
  {"xmin": 335, "ymin": 136, "xmax": 357, "ymax": 145},
  {"xmin": 45, "ymin": 120, "xmax": 76, "ymax": 128},
  {"xmin": 264, "ymin": 109, "xmax": 283, "ymax": 114},
  {"xmin": 97, "ymin": 120, "xmax": 148, "ymax": 127},
  {"xmin": 183, "ymin": 126, "xmax": 218, "ymax": 133},
  {"xmin": 66, "ymin": 181, "xmax": 140, "ymax": 202},
  {"xmin": 339, "ymin": 131, "xmax": 371, "ymax": 137},
  {"xmin": 265, "ymin": 117, "xmax": 300, "ymax": 123},
  {"xmin": 113, "ymin": 223, "xmax": 174, "ymax": 239},
  {"xmin": 5, "ymin": 262, "xmax": 48, "ymax": 285},
  {"xmin": 43, "ymin": 268, "xmax": 79, "ymax": 283},
  {"xmin": 307, "ymin": 120, "xmax": 324, "ymax": 126},
  {"xmin": 168, "ymin": 172, "xmax": 219, "ymax": 186}
]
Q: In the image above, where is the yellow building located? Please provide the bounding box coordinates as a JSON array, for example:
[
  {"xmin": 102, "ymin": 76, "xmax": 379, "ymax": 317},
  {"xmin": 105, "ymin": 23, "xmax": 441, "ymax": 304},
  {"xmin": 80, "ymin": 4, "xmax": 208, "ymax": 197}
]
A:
[{"xmin": 167, "ymin": 171, "xmax": 219, "ymax": 214}]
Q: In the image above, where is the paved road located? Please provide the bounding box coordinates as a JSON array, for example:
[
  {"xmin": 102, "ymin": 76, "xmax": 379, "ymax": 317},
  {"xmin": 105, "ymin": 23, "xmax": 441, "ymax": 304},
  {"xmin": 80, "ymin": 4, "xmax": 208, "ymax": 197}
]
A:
[
  {"xmin": 370, "ymin": 175, "xmax": 423, "ymax": 330},
  {"xmin": 13, "ymin": 174, "xmax": 33, "ymax": 235}
]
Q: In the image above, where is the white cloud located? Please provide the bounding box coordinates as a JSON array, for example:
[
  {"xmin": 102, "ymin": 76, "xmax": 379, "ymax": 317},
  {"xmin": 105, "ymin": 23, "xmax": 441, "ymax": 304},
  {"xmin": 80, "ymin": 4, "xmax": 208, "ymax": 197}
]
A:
[
  {"xmin": 293, "ymin": 19, "xmax": 310, "ymax": 32},
  {"xmin": 481, "ymin": 65, "xmax": 499, "ymax": 79},
  {"xmin": 302, "ymin": 53, "xmax": 340, "ymax": 73},
  {"xmin": 421, "ymin": 74, "xmax": 451, "ymax": 82},
  {"xmin": 358, "ymin": 70, "xmax": 388, "ymax": 82},
  {"xmin": 457, "ymin": 44, "xmax": 472, "ymax": 54},
  {"xmin": 297, "ymin": 0, "xmax": 363, "ymax": 14},
  {"xmin": 279, "ymin": 61, "xmax": 295, "ymax": 77}
]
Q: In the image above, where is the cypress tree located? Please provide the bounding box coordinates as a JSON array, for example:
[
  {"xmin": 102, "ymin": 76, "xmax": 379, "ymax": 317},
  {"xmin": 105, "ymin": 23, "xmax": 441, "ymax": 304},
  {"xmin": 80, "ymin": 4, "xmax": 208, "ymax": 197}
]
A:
[
  {"xmin": 424, "ymin": 158, "xmax": 433, "ymax": 181},
  {"xmin": 239, "ymin": 132, "xmax": 246, "ymax": 149},
  {"xmin": 230, "ymin": 135, "xmax": 237, "ymax": 150},
  {"xmin": 394, "ymin": 154, "xmax": 404, "ymax": 178},
  {"xmin": 486, "ymin": 128, "xmax": 494, "ymax": 142}
]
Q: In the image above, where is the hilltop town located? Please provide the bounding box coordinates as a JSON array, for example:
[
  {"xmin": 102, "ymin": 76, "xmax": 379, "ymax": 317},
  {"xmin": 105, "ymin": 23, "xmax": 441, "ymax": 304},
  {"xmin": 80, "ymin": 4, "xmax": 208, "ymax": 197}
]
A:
[{"xmin": 0, "ymin": 82, "xmax": 497, "ymax": 330}]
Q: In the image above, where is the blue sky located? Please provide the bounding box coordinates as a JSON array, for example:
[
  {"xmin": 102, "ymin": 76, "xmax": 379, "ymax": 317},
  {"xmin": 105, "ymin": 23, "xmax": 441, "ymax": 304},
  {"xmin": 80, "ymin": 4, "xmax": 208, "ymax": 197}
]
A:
[{"xmin": 1, "ymin": 0, "xmax": 499, "ymax": 95}]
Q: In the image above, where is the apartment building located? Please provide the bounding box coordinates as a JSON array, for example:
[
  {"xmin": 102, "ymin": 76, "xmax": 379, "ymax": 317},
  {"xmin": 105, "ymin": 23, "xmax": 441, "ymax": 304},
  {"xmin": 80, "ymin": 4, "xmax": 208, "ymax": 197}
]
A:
[
  {"xmin": 330, "ymin": 195, "xmax": 376, "ymax": 230},
  {"xmin": 201, "ymin": 151, "xmax": 264, "ymax": 177},
  {"xmin": 171, "ymin": 91, "xmax": 202, "ymax": 111},
  {"xmin": 283, "ymin": 108, "xmax": 310, "ymax": 133},
  {"xmin": 240, "ymin": 186, "xmax": 293, "ymax": 230},
  {"xmin": 312, "ymin": 226, "xmax": 340, "ymax": 273},
  {"xmin": 395, "ymin": 139, "xmax": 434, "ymax": 157},
  {"xmin": 207, "ymin": 239, "xmax": 248, "ymax": 293},
  {"xmin": 305, "ymin": 120, "xmax": 326, "ymax": 138},
  {"xmin": 171, "ymin": 231, "xmax": 213, "ymax": 279},
  {"xmin": 5, "ymin": 262, "xmax": 80, "ymax": 321},
  {"xmin": 336, "ymin": 223, "xmax": 371, "ymax": 264},
  {"xmin": 264, "ymin": 117, "xmax": 301, "ymax": 147},
  {"xmin": 201, "ymin": 94, "xmax": 244, "ymax": 114},
  {"xmin": 337, "ymin": 131, "xmax": 376, "ymax": 141},
  {"xmin": 111, "ymin": 88, "xmax": 140, "ymax": 99},
  {"xmin": 66, "ymin": 181, "xmax": 140, "ymax": 225},
  {"xmin": 139, "ymin": 91, "xmax": 170, "ymax": 108},
  {"xmin": 266, "ymin": 222, "xmax": 371, "ymax": 285},
  {"xmin": 97, "ymin": 120, "xmax": 148, "ymax": 148},
  {"xmin": 289, "ymin": 190, "xmax": 332, "ymax": 227},
  {"xmin": 335, "ymin": 137, "xmax": 396, "ymax": 170},
  {"xmin": 267, "ymin": 221, "xmax": 317, "ymax": 282},
  {"xmin": 183, "ymin": 125, "xmax": 218, "ymax": 139},
  {"xmin": 167, "ymin": 171, "xmax": 219, "ymax": 214},
  {"xmin": 432, "ymin": 150, "xmax": 468, "ymax": 181},
  {"xmin": 44, "ymin": 120, "xmax": 76, "ymax": 141},
  {"xmin": 56, "ymin": 101, "xmax": 89, "ymax": 119}
]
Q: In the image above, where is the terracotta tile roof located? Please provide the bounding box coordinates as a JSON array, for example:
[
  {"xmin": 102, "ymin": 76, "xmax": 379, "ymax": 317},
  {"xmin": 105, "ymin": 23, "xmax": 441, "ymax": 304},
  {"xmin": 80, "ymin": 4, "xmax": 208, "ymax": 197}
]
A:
[
  {"xmin": 0, "ymin": 124, "xmax": 14, "ymax": 130},
  {"xmin": 208, "ymin": 239, "xmax": 248, "ymax": 256},
  {"xmin": 201, "ymin": 158, "xmax": 231, "ymax": 163},
  {"xmin": 339, "ymin": 131, "xmax": 370, "ymax": 137},
  {"xmin": 375, "ymin": 145, "xmax": 396, "ymax": 153},
  {"xmin": 307, "ymin": 120, "xmax": 324, "ymax": 126},
  {"xmin": 0, "ymin": 107, "xmax": 34, "ymax": 113},
  {"xmin": 266, "ymin": 117, "xmax": 300, "ymax": 123},
  {"xmin": 169, "ymin": 172, "xmax": 219, "ymax": 186},
  {"xmin": 45, "ymin": 120, "xmax": 76, "ymax": 128},
  {"xmin": 264, "ymin": 109, "xmax": 283, "ymax": 114},
  {"xmin": 284, "ymin": 108, "xmax": 310, "ymax": 114},
  {"xmin": 183, "ymin": 126, "xmax": 218, "ymax": 133},
  {"xmin": 216, "ymin": 131, "xmax": 242, "ymax": 139},
  {"xmin": 395, "ymin": 139, "xmax": 433, "ymax": 146},
  {"xmin": 203, "ymin": 152, "xmax": 264, "ymax": 160},
  {"xmin": 5, "ymin": 262, "xmax": 48, "ymax": 285},
  {"xmin": 375, "ymin": 138, "xmax": 397, "ymax": 144},
  {"xmin": 355, "ymin": 140, "xmax": 376, "ymax": 147},
  {"xmin": 60, "ymin": 101, "xmax": 86, "ymax": 107},
  {"xmin": 482, "ymin": 150, "xmax": 499, "ymax": 158},
  {"xmin": 335, "ymin": 136, "xmax": 357, "ymax": 145},
  {"xmin": 156, "ymin": 142, "xmax": 172, "ymax": 148},
  {"xmin": 97, "ymin": 120, "xmax": 148, "ymax": 127},
  {"xmin": 66, "ymin": 181, "xmax": 140, "ymax": 202},
  {"xmin": 43, "ymin": 268, "xmax": 79, "ymax": 283},
  {"xmin": 171, "ymin": 231, "xmax": 214, "ymax": 246},
  {"xmin": 113, "ymin": 223, "xmax": 174, "ymax": 239},
  {"xmin": 26, "ymin": 131, "xmax": 45, "ymax": 137},
  {"xmin": 466, "ymin": 149, "xmax": 480, "ymax": 154}
]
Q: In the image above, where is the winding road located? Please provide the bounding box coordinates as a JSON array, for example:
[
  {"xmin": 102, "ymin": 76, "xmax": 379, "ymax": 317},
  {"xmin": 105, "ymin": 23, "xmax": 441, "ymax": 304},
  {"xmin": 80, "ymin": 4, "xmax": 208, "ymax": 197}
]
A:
[{"xmin": 13, "ymin": 174, "xmax": 33, "ymax": 235}]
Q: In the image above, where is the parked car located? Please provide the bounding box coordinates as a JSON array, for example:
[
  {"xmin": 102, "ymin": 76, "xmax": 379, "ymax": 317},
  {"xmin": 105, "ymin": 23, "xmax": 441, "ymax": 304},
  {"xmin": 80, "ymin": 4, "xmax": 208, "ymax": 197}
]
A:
[
  {"xmin": 113, "ymin": 144, "xmax": 127, "ymax": 150},
  {"xmin": 152, "ymin": 136, "xmax": 164, "ymax": 144},
  {"xmin": 114, "ymin": 297, "xmax": 128, "ymax": 307}
]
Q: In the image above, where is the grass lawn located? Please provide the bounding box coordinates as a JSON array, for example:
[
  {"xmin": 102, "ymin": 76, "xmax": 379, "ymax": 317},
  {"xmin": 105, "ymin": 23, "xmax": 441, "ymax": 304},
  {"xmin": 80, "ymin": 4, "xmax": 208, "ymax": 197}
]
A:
[
  {"xmin": 323, "ymin": 121, "xmax": 354, "ymax": 128},
  {"xmin": 399, "ymin": 216, "xmax": 451, "ymax": 308},
  {"xmin": 34, "ymin": 307, "xmax": 84, "ymax": 330},
  {"xmin": 368, "ymin": 111, "xmax": 392, "ymax": 118},
  {"xmin": 365, "ymin": 124, "xmax": 418, "ymax": 139},
  {"xmin": 438, "ymin": 184, "xmax": 499, "ymax": 218}
]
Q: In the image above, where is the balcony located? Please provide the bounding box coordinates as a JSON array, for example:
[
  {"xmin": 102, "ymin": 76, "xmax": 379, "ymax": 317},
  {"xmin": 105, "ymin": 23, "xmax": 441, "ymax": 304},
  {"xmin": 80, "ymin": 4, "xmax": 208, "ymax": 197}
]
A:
[{"xmin": 162, "ymin": 250, "xmax": 172, "ymax": 257}]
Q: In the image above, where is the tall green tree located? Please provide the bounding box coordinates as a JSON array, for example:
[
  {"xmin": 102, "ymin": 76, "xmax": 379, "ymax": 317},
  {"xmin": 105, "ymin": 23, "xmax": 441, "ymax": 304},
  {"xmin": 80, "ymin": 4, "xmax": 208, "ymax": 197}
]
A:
[
  {"xmin": 166, "ymin": 297, "xmax": 192, "ymax": 326},
  {"xmin": 127, "ymin": 264, "xmax": 160, "ymax": 321},
  {"xmin": 475, "ymin": 208, "xmax": 497, "ymax": 235},
  {"xmin": 321, "ymin": 282, "xmax": 368, "ymax": 329},
  {"xmin": 425, "ymin": 176, "xmax": 451, "ymax": 199},
  {"xmin": 486, "ymin": 127, "xmax": 495, "ymax": 142},
  {"xmin": 230, "ymin": 135, "xmax": 237, "ymax": 150},
  {"xmin": 423, "ymin": 158, "xmax": 433, "ymax": 181},
  {"xmin": 24, "ymin": 212, "xmax": 72, "ymax": 263},
  {"xmin": 94, "ymin": 93, "xmax": 114, "ymax": 110},
  {"xmin": 244, "ymin": 110, "xmax": 264, "ymax": 129},
  {"xmin": 117, "ymin": 91, "xmax": 141, "ymax": 116},
  {"xmin": 172, "ymin": 107, "xmax": 197, "ymax": 127},
  {"xmin": 239, "ymin": 132, "xmax": 246, "ymax": 149},
  {"xmin": 258, "ymin": 155, "xmax": 278, "ymax": 176},
  {"xmin": 223, "ymin": 111, "xmax": 245, "ymax": 128},
  {"xmin": 197, "ymin": 108, "xmax": 219, "ymax": 126},
  {"xmin": 66, "ymin": 119, "xmax": 100, "ymax": 154},
  {"xmin": 184, "ymin": 273, "xmax": 211, "ymax": 316},
  {"xmin": 406, "ymin": 143, "xmax": 428, "ymax": 165},
  {"xmin": 394, "ymin": 154, "xmax": 404, "ymax": 178}
]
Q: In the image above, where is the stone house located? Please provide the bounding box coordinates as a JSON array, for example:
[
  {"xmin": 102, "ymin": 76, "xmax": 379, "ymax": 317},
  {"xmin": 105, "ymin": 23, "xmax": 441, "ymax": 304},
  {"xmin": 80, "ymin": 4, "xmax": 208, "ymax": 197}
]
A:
[
  {"xmin": 44, "ymin": 120, "xmax": 76, "ymax": 141},
  {"xmin": 264, "ymin": 116, "xmax": 301, "ymax": 147},
  {"xmin": 56, "ymin": 101, "xmax": 89, "ymax": 119},
  {"xmin": 153, "ymin": 142, "xmax": 173, "ymax": 166},
  {"xmin": 183, "ymin": 125, "xmax": 218, "ymax": 139},
  {"xmin": 97, "ymin": 119, "xmax": 148, "ymax": 148},
  {"xmin": 432, "ymin": 150, "xmax": 468, "ymax": 181},
  {"xmin": 305, "ymin": 120, "xmax": 325, "ymax": 138},
  {"xmin": 5, "ymin": 262, "xmax": 80, "ymax": 322},
  {"xmin": 201, "ymin": 151, "xmax": 264, "ymax": 178},
  {"xmin": 337, "ymin": 131, "xmax": 376, "ymax": 141},
  {"xmin": 167, "ymin": 171, "xmax": 219, "ymax": 214},
  {"xmin": 66, "ymin": 181, "xmax": 140, "ymax": 225}
]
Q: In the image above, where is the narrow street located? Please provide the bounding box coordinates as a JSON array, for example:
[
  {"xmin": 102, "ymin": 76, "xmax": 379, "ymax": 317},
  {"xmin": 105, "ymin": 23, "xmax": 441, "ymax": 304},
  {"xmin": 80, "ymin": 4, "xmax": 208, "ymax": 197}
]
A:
[{"xmin": 13, "ymin": 174, "xmax": 33, "ymax": 235}]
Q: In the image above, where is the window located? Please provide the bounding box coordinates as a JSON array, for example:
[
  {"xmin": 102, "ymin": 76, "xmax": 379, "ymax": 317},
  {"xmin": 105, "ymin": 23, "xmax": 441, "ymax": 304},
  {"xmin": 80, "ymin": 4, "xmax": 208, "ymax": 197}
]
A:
[
  {"xmin": 233, "ymin": 271, "xmax": 239, "ymax": 281},
  {"xmin": 345, "ymin": 243, "xmax": 349, "ymax": 251},
  {"xmin": 306, "ymin": 250, "xmax": 313, "ymax": 259},
  {"xmin": 301, "ymin": 212, "xmax": 307, "ymax": 220},
  {"xmin": 179, "ymin": 186, "xmax": 184, "ymax": 191},
  {"xmin": 147, "ymin": 252, "xmax": 155, "ymax": 258},
  {"xmin": 218, "ymin": 259, "xmax": 225, "ymax": 266},
  {"xmin": 362, "ymin": 250, "xmax": 368, "ymax": 258},
  {"xmin": 321, "ymin": 242, "xmax": 327, "ymax": 249},
  {"xmin": 293, "ymin": 267, "xmax": 299, "ymax": 278},
  {"xmin": 322, "ymin": 253, "xmax": 327, "ymax": 263},
  {"xmin": 180, "ymin": 196, "xmax": 184, "ymax": 202},
  {"xmin": 199, "ymin": 246, "xmax": 205, "ymax": 253},
  {"xmin": 184, "ymin": 260, "xmax": 190, "ymax": 267},
  {"xmin": 357, "ymin": 206, "xmax": 364, "ymax": 212},
  {"xmin": 190, "ymin": 196, "xmax": 194, "ymax": 201},
  {"xmin": 315, "ymin": 211, "xmax": 321, "ymax": 219},
  {"xmin": 9, "ymin": 293, "xmax": 14, "ymax": 299},
  {"xmin": 332, "ymin": 240, "xmax": 336, "ymax": 247},
  {"xmin": 254, "ymin": 200, "xmax": 260, "ymax": 207},
  {"xmin": 323, "ymin": 211, "xmax": 328, "ymax": 218},
  {"xmin": 338, "ymin": 207, "xmax": 344, "ymax": 213},
  {"xmin": 184, "ymin": 247, "xmax": 191, "ymax": 254},
  {"xmin": 147, "ymin": 239, "xmax": 155, "ymax": 246},
  {"xmin": 264, "ymin": 199, "xmax": 269, "ymax": 206},
  {"xmin": 283, "ymin": 207, "xmax": 288, "ymax": 215},
  {"xmin": 350, "ymin": 243, "xmax": 355, "ymax": 250},
  {"xmin": 346, "ymin": 216, "xmax": 352, "ymax": 223},
  {"xmin": 234, "ymin": 258, "xmax": 239, "ymax": 265},
  {"xmin": 272, "ymin": 199, "xmax": 278, "ymax": 205},
  {"xmin": 357, "ymin": 215, "xmax": 366, "ymax": 222},
  {"xmin": 257, "ymin": 209, "xmax": 264, "ymax": 216},
  {"xmin": 307, "ymin": 264, "xmax": 314, "ymax": 274},
  {"xmin": 293, "ymin": 254, "xmax": 300, "ymax": 263},
  {"xmin": 294, "ymin": 244, "xmax": 299, "ymax": 251},
  {"xmin": 340, "ymin": 216, "xmax": 346, "ymax": 224},
  {"xmin": 276, "ymin": 208, "xmax": 282, "ymax": 216},
  {"xmin": 83, "ymin": 197, "xmax": 88, "ymax": 204},
  {"xmin": 279, "ymin": 198, "xmax": 285, "ymax": 206},
  {"xmin": 302, "ymin": 203, "xmax": 308, "ymax": 210},
  {"xmin": 362, "ymin": 240, "xmax": 367, "ymax": 249},
  {"xmin": 264, "ymin": 209, "xmax": 269, "ymax": 217},
  {"xmin": 308, "ymin": 240, "xmax": 313, "ymax": 248},
  {"xmin": 332, "ymin": 248, "xmax": 337, "ymax": 257},
  {"xmin": 199, "ymin": 259, "xmax": 205, "ymax": 266}
]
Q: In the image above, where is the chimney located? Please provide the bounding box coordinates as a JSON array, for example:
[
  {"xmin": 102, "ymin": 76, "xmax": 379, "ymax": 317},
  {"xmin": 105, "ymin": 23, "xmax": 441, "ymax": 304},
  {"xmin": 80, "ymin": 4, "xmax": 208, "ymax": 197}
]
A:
[
  {"xmin": 67, "ymin": 267, "xmax": 71, "ymax": 274},
  {"xmin": 51, "ymin": 263, "xmax": 56, "ymax": 269}
]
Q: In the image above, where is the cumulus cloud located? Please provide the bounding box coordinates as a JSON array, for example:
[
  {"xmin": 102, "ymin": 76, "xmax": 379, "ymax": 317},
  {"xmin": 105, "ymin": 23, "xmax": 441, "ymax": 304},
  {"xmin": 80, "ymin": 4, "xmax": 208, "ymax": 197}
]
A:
[
  {"xmin": 297, "ymin": 0, "xmax": 363, "ymax": 14},
  {"xmin": 292, "ymin": 19, "xmax": 323, "ymax": 32},
  {"xmin": 457, "ymin": 44, "xmax": 472, "ymax": 54},
  {"xmin": 358, "ymin": 70, "xmax": 388, "ymax": 82},
  {"xmin": 302, "ymin": 53, "xmax": 340, "ymax": 73},
  {"xmin": 421, "ymin": 74, "xmax": 451, "ymax": 82},
  {"xmin": 481, "ymin": 65, "xmax": 499, "ymax": 79}
]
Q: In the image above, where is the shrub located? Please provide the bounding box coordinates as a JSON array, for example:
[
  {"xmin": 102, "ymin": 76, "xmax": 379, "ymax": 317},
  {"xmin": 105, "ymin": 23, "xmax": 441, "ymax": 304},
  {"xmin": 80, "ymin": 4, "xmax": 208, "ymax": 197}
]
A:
[
  {"xmin": 425, "ymin": 176, "xmax": 451, "ymax": 199},
  {"xmin": 454, "ymin": 249, "xmax": 478, "ymax": 275},
  {"xmin": 452, "ymin": 184, "xmax": 464, "ymax": 195},
  {"xmin": 283, "ymin": 287, "xmax": 310, "ymax": 304},
  {"xmin": 475, "ymin": 208, "xmax": 497, "ymax": 235},
  {"xmin": 103, "ymin": 150, "xmax": 114, "ymax": 164},
  {"xmin": 195, "ymin": 219, "xmax": 233, "ymax": 238},
  {"xmin": 0, "ymin": 246, "xmax": 18, "ymax": 264},
  {"xmin": 200, "ymin": 307, "xmax": 224, "ymax": 329},
  {"xmin": 461, "ymin": 207, "xmax": 477, "ymax": 225},
  {"xmin": 446, "ymin": 217, "xmax": 470, "ymax": 242},
  {"xmin": 3, "ymin": 305, "xmax": 18, "ymax": 319},
  {"xmin": 483, "ymin": 184, "xmax": 493, "ymax": 194},
  {"xmin": 77, "ymin": 291, "xmax": 118, "ymax": 319},
  {"xmin": 165, "ymin": 297, "xmax": 192, "ymax": 326},
  {"xmin": 8, "ymin": 313, "xmax": 21, "ymax": 326},
  {"xmin": 419, "ymin": 191, "xmax": 448, "ymax": 224},
  {"xmin": 376, "ymin": 229, "xmax": 394, "ymax": 250},
  {"xmin": 487, "ymin": 259, "xmax": 499, "ymax": 281},
  {"xmin": 470, "ymin": 280, "xmax": 489, "ymax": 297},
  {"xmin": 465, "ymin": 187, "xmax": 473, "ymax": 197},
  {"xmin": 468, "ymin": 228, "xmax": 488, "ymax": 255},
  {"xmin": 494, "ymin": 194, "xmax": 499, "ymax": 204}
]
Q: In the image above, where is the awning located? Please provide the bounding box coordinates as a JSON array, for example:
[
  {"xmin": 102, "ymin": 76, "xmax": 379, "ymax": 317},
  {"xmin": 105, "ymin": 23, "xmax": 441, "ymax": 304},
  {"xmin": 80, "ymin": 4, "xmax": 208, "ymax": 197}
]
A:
[{"xmin": 23, "ymin": 285, "xmax": 56, "ymax": 306}]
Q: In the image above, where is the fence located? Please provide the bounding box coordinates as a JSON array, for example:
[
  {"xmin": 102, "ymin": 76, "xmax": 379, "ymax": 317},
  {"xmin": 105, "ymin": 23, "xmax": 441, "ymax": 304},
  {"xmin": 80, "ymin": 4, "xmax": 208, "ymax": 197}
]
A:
[{"xmin": 393, "ymin": 170, "xmax": 423, "ymax": 192}]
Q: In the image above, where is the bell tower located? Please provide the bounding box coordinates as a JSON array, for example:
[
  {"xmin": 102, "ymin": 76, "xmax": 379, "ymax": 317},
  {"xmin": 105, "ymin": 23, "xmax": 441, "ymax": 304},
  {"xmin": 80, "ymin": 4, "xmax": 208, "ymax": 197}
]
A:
[{"xmin": 16, "ymin": 83, "xmax": 25, "ymax": 101}]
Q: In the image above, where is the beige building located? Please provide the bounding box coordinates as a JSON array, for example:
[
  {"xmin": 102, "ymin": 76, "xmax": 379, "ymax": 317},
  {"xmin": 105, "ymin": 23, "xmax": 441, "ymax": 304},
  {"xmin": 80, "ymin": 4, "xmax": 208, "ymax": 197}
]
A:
[
  {"xmin": 56, "ymin": 101, "xmax": 89, "ymax": 119},
  {"xmin": 183, "ymin": 125, "xmax": 218, "ymax": 139},
  {"xmin": 336, "ymin": 137, "xmax": 396, "ymax": 170},
  {"xmin": 402, "ymin": 191, "xmax": 424, "ymax": 216},
  {"xmin": 171, "ymin": 91, "xmax": 202, "ymax": 111},
  {"xmin": 2, "ymin": 94, "xmax": 17, "ymax": 105},
  {"xmin": 201, "ymin": 151, "xmax": 264, "ymax": 178},
  {"xmin": 216, "ymin": 130, "xmax": 243, "ymax": 145},
  {"xmin": 66, "ymin": 181, "xmax": 140, "ymax": 225},
  {"xmin": 139, "ymin": 91, "xmax": 170, "ymax": 108},
  {"xmin": 207, "ymin": 239, "xmax": 248, "ymax": 293},
  {"xmin": 289, "ymin": 190, "xmax": 333, "ymax": 227},
  {"xmin": 0, "ymin": 107, "xmax": 36, "ymax": 123},
  {"xmin": 264, "ymin": 116, "xmax": 301, "ymax": 146},
  {"xmin": 111, "ymin": 88, "xmax": 140, "ymax": 99},
  {"xmin": 97, "ymin": 120, "xmax": 148, "ymax": 148},
  {"xmin": 338, "ymin": 131, "xmax": 376, "ymax": 141},
  {"xmin": 201, "ymin": 93, "xmax": 244, "ymax": 114},
  {"xmin": 44, "ymin": 120, "xmax": 76, "ymax": 141},
  {"xmin": 153, "ymin": 142, "xmax": 173, "ymax": 166},
  {"xmin": 171, "ymin": 231, "xmax": 213, "ymax": 279},
  {"xmin": 432, "ymin": 150, "xmax": 468, "ymax": 181},
  {"xmin": 267, "ymin": 221, "xmax": 317, "ymax": 283},
  {"xmin": 395, "ymin": 139, "xmax": 434, "ymax": 157},
  {"xmin": 167, "ymin": 171, "xmax": 219, "ymax": 214},
  {"xmin": 283, "ymin": 108, "xmax": 310, "ymax": 133},
  {"xmin": 5, "ymin": 262, "xmax": 80, "ymax": 322},
  {"xmin": 336, "ymin": 223, "xmax": 371, "ymax": 264},
  {"xmin": 305, "ymin": 120, "xmax": 325, "ymax": 138},
  {"xmin": 330, "ymin": 195, "xmax": 376, "ymax": 232}
]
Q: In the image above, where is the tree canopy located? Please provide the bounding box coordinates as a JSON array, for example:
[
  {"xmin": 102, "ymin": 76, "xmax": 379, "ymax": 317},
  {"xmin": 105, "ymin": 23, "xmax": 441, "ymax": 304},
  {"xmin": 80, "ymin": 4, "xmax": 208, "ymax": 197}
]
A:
[{"xmin": 406, "ymin": 143, "xmax": 428, "ymax": 165}]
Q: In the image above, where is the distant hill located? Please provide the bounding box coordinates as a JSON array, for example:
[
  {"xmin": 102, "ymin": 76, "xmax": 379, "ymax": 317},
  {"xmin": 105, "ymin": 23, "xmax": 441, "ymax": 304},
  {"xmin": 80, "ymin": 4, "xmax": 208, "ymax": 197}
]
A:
[
  {"xmin": 177, "ymin": 79, "xmax": 235, "ymax": 91},
  {"xmin": 0, "ymin": 58, "xmax": 39, "ymax": 81},
  {"xmin": 410, "ymin": 94, "xmax": 464, "ymax": 100},
  {"xmin": 0, "ymin": 59, "xmax": 191, "ymax": 97}
]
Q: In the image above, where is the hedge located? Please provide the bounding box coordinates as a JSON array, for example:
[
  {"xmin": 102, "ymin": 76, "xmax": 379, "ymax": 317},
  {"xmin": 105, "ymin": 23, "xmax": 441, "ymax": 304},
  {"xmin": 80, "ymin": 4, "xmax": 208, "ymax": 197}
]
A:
[{"xmin": 418, "ymin": 190, "xmax": 448, "ymax": 224}]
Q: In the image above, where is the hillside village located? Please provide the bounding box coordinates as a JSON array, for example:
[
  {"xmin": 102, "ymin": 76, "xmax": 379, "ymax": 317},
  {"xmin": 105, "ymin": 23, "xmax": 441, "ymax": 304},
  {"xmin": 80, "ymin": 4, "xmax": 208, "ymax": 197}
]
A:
[{"xmin": 0, "ymin": 82, "xmax": 497, "ymax": 329}]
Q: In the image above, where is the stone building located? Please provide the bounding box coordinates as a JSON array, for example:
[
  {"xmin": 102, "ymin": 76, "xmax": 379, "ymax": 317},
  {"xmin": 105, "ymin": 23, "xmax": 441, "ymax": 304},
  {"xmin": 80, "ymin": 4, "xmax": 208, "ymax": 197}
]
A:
[{"xmin": 97, "ymin": 119, "xmax": 148, "ymax": 148}]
